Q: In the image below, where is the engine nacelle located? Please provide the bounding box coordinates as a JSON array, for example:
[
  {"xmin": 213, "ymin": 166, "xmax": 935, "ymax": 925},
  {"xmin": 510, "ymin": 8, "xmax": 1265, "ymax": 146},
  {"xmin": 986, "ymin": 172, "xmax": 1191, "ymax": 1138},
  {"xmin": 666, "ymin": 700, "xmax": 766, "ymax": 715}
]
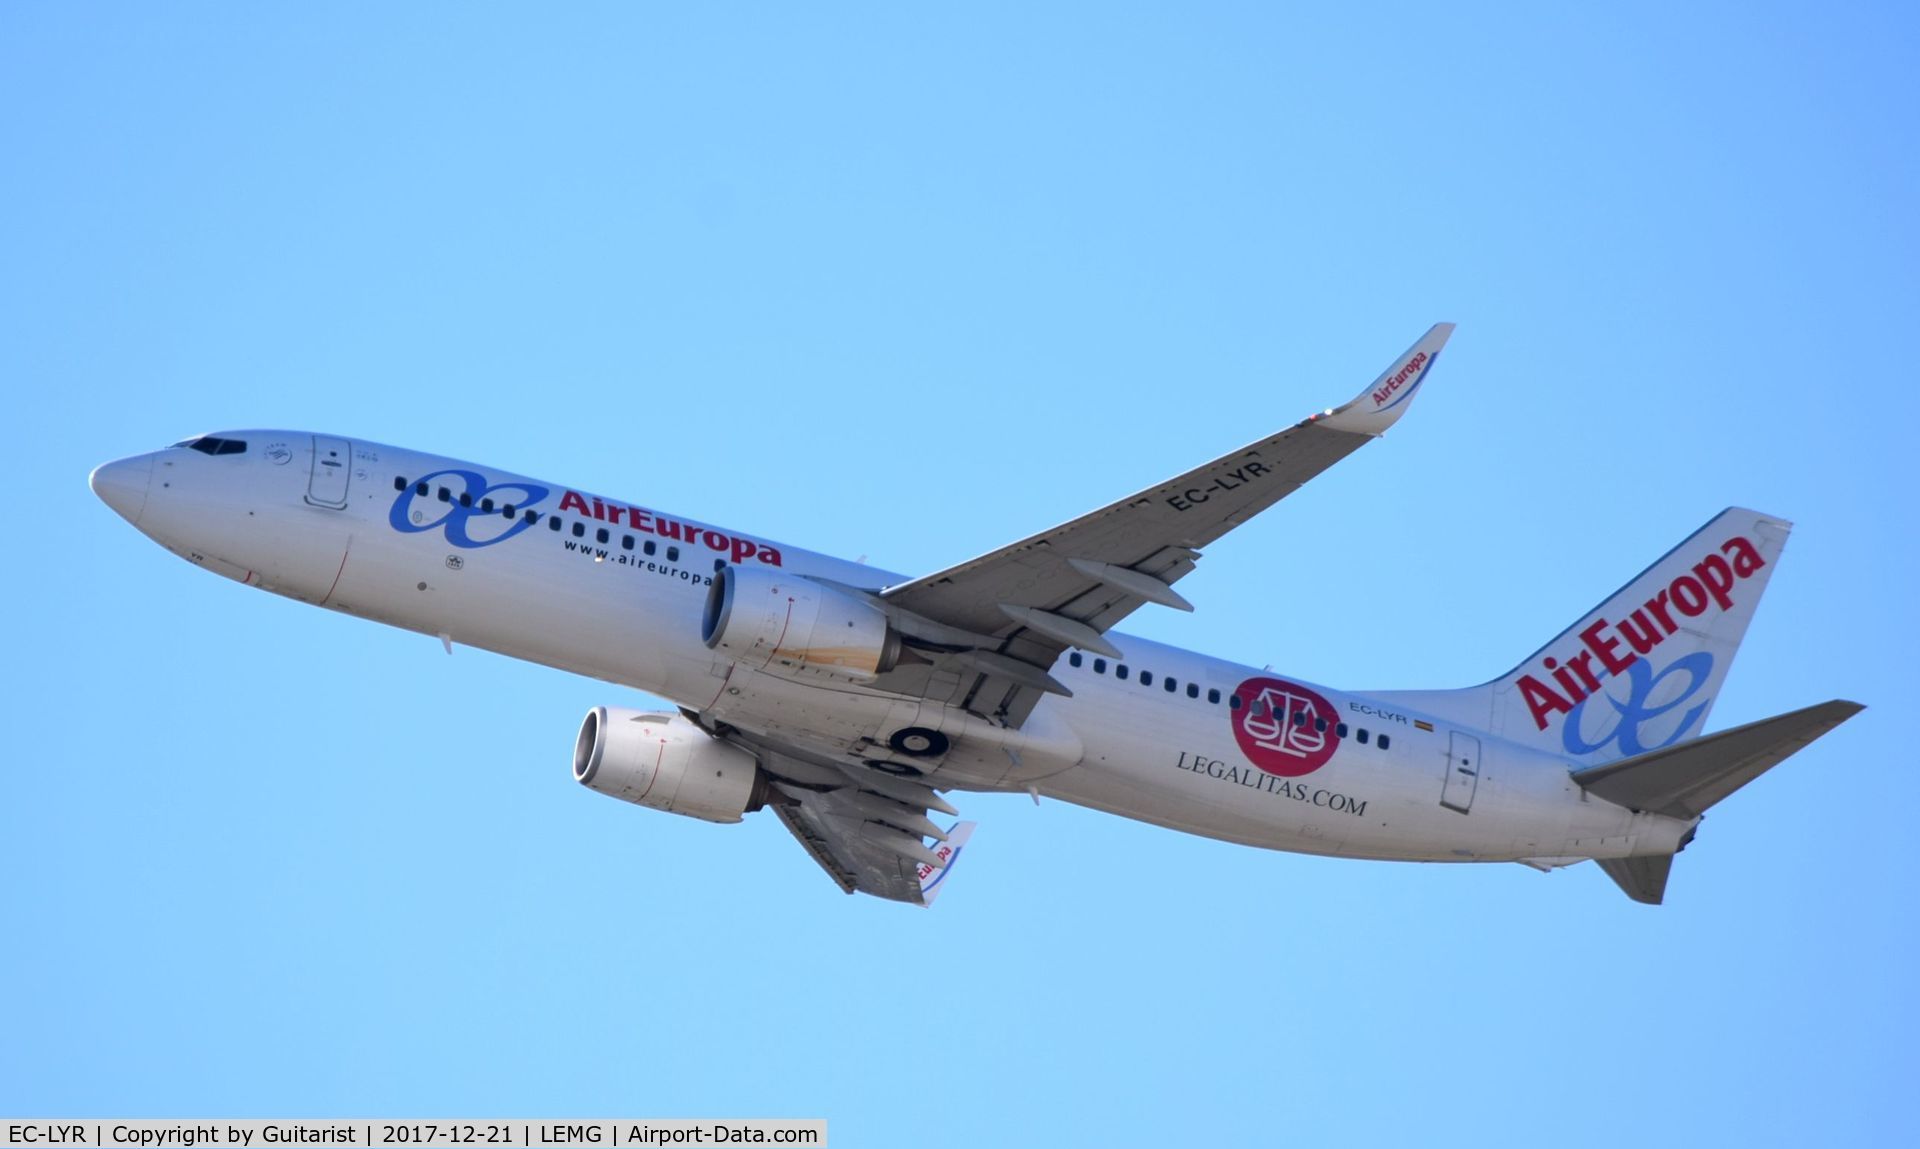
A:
[
  {"xmin": 701, "ymin": 564, "xmax": 901, "ymax": 682},
  {"xmin": 572, "ymin": 707, "xmax": 764, "ymax": 824}
]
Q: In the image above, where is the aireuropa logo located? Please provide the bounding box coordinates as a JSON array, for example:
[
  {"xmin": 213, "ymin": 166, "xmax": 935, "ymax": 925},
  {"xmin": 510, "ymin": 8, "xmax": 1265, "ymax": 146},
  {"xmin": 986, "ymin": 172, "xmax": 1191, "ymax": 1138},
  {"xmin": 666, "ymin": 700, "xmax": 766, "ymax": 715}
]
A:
[
  {"xmin": 1562, "ymin": 652, "xmax": 1714, "ymax": 758},
  {"xmin": 1231, "ymin": 677, "xmax": 1342, "ymax": 777},
  {"xmin": 391, "ymin": 469, "xmax": 551, "ymax": 548},
  {"xmin": 1371, "ymin": 350, "xmax": 1435, "ymax": 412},
  {"xmin": 1515, "ymin": 533, "xmax": 1765, "ymax": 735}
]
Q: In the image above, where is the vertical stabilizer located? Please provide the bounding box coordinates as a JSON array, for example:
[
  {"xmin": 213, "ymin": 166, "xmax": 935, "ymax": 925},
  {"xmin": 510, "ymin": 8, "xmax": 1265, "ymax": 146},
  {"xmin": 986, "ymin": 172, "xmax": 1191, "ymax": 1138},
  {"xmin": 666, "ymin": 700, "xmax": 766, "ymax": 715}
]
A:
[{"xmin": 1370, "ymin": 508, "xmax": 1792, "ymax": 765}]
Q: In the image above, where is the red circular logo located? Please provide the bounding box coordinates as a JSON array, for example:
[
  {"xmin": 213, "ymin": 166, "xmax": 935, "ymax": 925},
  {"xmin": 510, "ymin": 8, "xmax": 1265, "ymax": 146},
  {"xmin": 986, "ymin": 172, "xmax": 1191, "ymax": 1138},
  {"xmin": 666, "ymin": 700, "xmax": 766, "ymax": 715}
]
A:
[{"xmin": 1230, "ymin": 676, "xmax": 1342, "ymax": 777}]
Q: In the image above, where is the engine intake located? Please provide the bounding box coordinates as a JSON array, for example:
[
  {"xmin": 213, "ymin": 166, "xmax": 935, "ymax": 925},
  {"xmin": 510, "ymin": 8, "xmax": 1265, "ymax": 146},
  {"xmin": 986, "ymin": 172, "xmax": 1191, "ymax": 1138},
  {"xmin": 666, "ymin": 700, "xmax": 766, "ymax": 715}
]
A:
[
  {"xmin": 702, "ymin": 565, "xmax": 901, "ymax": 682},
  {"xmin": 573, "ymin": 707, "xmax": 765, "ymax": 823}
]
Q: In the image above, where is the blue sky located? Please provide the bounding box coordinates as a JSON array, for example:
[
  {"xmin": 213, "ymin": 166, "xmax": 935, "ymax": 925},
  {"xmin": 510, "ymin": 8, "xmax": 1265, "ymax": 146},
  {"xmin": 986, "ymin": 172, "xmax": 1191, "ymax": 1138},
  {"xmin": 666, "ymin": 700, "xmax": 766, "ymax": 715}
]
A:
[{"xmin": 3, "ymin": 3, "xmax": 1915, "ymax": 1145}]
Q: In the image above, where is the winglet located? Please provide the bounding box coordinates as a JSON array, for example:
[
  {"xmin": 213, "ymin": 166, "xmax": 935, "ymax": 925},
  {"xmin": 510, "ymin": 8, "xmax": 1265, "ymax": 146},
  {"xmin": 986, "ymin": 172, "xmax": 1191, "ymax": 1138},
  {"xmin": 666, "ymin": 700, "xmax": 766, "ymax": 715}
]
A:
[
  {"xmin": 915, "ymin": 821, "xmax": 976, "ymax": 907},
  {"xmin": 1316, "ymin": 323, "xmax": 1455, "ymax": 436}
]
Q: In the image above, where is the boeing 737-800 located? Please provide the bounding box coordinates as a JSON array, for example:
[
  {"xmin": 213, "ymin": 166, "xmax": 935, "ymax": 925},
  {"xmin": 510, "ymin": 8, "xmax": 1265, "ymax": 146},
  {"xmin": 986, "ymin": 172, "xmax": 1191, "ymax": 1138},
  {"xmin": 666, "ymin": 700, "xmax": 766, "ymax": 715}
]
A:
[{"xmin": 89, "ymin": 325, "xmax": 1861, "ymax": 905}]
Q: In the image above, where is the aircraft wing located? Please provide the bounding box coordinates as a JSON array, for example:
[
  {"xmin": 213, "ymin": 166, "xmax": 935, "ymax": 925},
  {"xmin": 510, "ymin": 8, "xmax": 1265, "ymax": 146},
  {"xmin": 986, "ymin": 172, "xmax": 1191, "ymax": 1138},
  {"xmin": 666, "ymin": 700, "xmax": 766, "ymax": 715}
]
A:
[
  {"xmin": 874, "ymin": 323, "xmax": 1454, "ymax": 725},
  {"xmin": 756, "ymin": 747, "xmax": 977, "ymax": 904}
]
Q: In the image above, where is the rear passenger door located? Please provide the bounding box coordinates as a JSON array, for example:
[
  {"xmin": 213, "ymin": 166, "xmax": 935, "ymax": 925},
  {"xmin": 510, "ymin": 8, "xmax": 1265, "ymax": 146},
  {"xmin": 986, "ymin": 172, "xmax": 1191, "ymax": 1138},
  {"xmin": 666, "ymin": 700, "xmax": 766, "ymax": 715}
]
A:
[{"xmin": 1441, "ymin": 731, "xmax": 1480, "ymax": 814}]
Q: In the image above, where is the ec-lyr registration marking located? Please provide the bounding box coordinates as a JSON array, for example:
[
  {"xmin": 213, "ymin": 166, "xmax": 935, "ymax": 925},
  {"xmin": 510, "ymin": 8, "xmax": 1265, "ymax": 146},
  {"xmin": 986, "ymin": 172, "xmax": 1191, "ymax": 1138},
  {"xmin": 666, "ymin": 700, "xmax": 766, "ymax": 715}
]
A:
[{"xmin": 1165, "ymin": 460, "xmax": 1272, "ymax": 511}]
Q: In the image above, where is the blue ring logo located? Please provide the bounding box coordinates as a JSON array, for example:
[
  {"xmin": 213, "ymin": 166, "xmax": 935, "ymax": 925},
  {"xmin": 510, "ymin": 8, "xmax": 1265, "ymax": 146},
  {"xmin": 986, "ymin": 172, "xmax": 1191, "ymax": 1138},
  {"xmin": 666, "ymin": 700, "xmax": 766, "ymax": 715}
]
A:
[
  {"xmin": 1563, "ymin": 652, "xmax": 1713, "ymax": 758},
  {"xmin": 390, "ymin": 469, "xmax": 551, "ymax": 549}
]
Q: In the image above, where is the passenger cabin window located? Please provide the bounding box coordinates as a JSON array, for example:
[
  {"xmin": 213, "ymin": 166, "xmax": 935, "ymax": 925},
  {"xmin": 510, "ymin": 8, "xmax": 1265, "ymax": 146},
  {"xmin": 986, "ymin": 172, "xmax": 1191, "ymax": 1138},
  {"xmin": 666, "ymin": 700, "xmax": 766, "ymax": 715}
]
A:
[
  {"xmin": 1093, "ymin": 658, "xmax": 1106, "ymax": 674},
  {"xmin": 596, "ymin": 527, "xmax": 610, "ymax": 544},
  {"xmin": 1230, "ymin": 695, "xmax": 1243, "ymax": 710},
  {"xmin": 1187, "ymin": 683, "xmax": 1199, "ymax": 699},
  {"xmin": 548, "ymin": 516, "xmax": 560, "ymax": 530},
  {"xmin": 1068, "ymin": 653, "xmax": 1083, "ymax": 668},
  {"xmin": 1357, "ymin": 729, "xmax": 1369, "ymax": 745},
  {"xmin": 1164, "ymin": 677, "xmax": 1177, "ymax": 693},
  {"xmin": 622, "ymin": 536, "xmax": 635, "ymax": 551},
  {"xmin": 1378, "ymin": 735, "xmax": 1391, "ymax": 750},
  {"xmin": 393, "ymin": 476, "xmax": 407, "ymax": 491},
  {"xmin": 644, "ymin": 540, "xmax": 657, "ymax": 556},
  {"xmin": 1140, "ymin": 671, "xmax": 1152, "ymax": 687},
  {"xmin": 1116, "ymin": 665, "xmax": 1129, "ymax": 681},
  {"xmin": 481, "ymin": 498, "xmax": 495, "ymax": 513},
  {"xmin": 572, "ymin": 522, "xmax": 586, "ymax": 538},
  {"xmin": 417, "ymin": 482, "xmax": 429, "ymax": 497},
  {"xmin": 1337, "ymin": 723, "xmax": 1349, "ymax": 738},
  {"xmin": 714, "ymin": 559, "xmax": 726, "ymax": 572},
  {"xmin": 667, "ymin": 546, "xmax": 679, "ymax": 562},
  {"xmin": 1207, "ymin": 688, "xmax": 1221, "ymax": 704}
]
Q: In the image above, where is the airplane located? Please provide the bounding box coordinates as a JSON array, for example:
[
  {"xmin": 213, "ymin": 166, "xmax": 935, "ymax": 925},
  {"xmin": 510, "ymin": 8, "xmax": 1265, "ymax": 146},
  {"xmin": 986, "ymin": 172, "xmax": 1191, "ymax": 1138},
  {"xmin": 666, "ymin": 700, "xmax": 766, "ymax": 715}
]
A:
[{"xmin": 88, "ymin": 324, "xmax": 1862, "ymax": 906}]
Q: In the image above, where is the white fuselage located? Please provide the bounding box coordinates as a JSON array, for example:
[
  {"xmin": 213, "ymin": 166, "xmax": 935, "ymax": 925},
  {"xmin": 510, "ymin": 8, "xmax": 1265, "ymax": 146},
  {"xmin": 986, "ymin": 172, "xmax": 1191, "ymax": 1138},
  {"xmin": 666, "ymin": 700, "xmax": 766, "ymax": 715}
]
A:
[{"xmin": 96, "ymin": 432, "xmax": 1690, "ymax": 868}]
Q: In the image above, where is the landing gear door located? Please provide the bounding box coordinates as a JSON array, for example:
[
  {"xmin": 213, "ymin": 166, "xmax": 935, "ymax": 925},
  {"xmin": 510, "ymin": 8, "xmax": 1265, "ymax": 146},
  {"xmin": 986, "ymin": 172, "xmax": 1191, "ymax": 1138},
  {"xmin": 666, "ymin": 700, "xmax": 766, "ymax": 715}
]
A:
[
  {"xmin": 306, "ymin": 435, "xmax": 351, "ymax": 509},
  {"xmin": 1441, "ymin": 731, "xmax": 1480, "ymax": 814}
]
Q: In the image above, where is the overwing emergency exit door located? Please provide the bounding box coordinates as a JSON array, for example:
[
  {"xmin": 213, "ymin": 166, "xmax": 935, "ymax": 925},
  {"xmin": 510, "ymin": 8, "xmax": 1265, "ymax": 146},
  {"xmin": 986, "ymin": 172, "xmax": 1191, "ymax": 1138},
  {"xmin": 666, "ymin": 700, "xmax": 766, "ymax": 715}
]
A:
[
  {"xmin": 306, "ymin": 435, "xmax": 351, "ymax": 509},
  {"xmin": 1441, "ymin": 731, "xmax": 1480, "ymax": 814}
]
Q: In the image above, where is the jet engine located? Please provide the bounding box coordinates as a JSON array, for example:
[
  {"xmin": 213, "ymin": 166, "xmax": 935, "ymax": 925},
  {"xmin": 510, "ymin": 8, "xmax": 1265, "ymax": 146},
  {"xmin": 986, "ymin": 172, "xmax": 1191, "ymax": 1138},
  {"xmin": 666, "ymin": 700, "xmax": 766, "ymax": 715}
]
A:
[
  {"xmin": 701, "ymin": 565, "xmax": 902, "ymax": 682},
  {"xmin": 573, "ymin": 707, "xmax": 767, "ymax": 823}
]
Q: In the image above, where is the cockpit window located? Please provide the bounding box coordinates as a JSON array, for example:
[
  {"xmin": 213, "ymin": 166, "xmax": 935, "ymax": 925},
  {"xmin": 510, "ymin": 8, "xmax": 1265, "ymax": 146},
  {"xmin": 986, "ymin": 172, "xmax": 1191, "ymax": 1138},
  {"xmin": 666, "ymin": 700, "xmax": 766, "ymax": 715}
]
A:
[{"xmin": 173, "ymin": 436, "xmax": 248, "ymax": 456}]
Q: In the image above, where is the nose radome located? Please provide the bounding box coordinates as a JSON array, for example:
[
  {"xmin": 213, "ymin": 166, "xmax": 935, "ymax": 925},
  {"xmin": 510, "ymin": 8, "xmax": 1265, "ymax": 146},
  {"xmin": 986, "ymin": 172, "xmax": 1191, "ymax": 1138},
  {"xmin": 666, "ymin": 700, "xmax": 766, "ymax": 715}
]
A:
[{"xmin": 90, "ymin": 454, "xmax": 153, "ymax": 525}]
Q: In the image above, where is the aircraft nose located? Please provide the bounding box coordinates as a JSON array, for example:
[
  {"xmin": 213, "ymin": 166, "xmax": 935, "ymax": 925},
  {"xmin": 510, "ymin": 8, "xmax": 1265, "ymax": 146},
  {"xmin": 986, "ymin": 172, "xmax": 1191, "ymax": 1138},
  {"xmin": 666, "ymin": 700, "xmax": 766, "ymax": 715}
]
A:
[{"xmin": 90, "ymin": 454, "xmax": 153, "ymax": 525}]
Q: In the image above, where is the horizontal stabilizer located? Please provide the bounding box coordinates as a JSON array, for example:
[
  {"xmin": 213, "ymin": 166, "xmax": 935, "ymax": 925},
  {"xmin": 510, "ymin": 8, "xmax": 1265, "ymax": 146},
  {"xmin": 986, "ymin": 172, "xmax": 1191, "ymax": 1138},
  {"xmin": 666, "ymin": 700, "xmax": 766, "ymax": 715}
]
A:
[{"xmin": 1572, "ymin": 700, "xmax": 1863, "ymax": 821}]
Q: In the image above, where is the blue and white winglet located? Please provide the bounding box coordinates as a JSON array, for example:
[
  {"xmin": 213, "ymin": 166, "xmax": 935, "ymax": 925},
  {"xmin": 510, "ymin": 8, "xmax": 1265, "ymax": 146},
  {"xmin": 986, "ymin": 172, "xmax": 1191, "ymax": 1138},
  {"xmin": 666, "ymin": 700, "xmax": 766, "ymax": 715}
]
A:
[
  {"xmin": 915, "ymin": 821, "xmax": 976, "ymax": 907},
  {"xmin": 1316, "ymin": 323, "xmax": 1454, "ymax": 436}
]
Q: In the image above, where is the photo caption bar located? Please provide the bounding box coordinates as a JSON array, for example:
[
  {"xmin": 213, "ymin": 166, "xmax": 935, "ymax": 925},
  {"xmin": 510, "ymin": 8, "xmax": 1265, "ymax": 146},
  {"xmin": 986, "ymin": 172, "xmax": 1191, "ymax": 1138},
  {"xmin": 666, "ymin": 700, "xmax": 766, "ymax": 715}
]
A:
[{"xmin": 1, "ymin": 1122, "xmax": 825, "ymax": 1148}]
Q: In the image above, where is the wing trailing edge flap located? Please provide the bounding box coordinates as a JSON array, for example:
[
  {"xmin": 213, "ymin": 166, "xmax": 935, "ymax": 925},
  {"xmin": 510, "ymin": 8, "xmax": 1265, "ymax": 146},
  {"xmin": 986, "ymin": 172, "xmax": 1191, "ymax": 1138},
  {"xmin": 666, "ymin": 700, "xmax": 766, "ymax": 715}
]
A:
[{"xmin": 829, "ymin": 761, "xmax": 958, "ymax": 815}]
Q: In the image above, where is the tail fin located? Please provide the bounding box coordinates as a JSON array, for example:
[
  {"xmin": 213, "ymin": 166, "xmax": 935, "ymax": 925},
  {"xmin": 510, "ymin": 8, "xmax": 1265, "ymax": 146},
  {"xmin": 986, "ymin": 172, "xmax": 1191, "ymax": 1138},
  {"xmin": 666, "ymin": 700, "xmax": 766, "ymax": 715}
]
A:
[{"xmin": 1371, "ymin": 508, "xmax": 1793, "ymax": 765}]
